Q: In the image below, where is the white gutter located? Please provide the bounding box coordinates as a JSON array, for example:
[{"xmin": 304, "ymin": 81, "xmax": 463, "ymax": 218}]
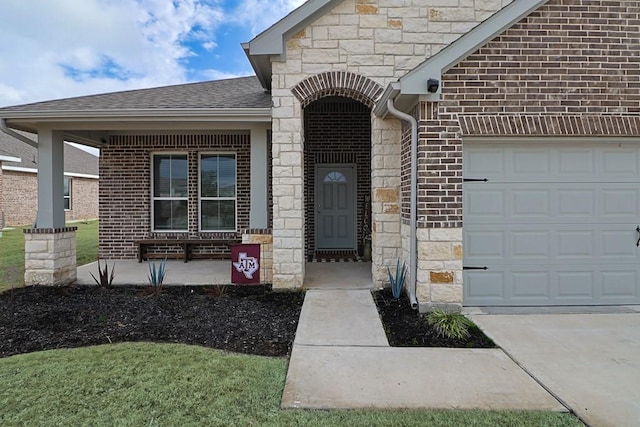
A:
[
  {"xmin": 0, "ymin": 108, "xmax": 272, "ymax": 121},
  {"xmin": 386, "ymin": 98, "xmax": 418, "ymax": 310},
  {"xmin": 2, "ymin": 165, "xmax": 98, "ymax": 179},
  {"xmin": 0, "ymin": 118, "xmax": 37, "ymax": 147},
  {"xmin": 0, "ymin": 155, "xmax": 21, "ymax": 163}
]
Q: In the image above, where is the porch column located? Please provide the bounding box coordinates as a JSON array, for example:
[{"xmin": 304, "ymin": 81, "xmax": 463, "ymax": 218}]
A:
[
  {"xmin": 24, "ymin": 129, "xmax": 77, "ymax": 286},
  {"xmin": 36, "ymin": 129, "xmax": 65, "ymax": 228},
  {"xmin": 250, "ymin": 126, "xmax": 268, "ymax": 228}
]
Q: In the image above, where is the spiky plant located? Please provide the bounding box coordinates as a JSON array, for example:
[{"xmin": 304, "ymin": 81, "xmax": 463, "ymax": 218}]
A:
[
  {"xmin": 426, "ymin": 310, "xmax": 474, "ymax": 340},
  {"xmin": 89, "ymin": 259, "xmax": 115, "ymax": 288},
  {"xmin": 147, "ymin": 259, "xmax": 167, "ymax": 295},
  {"xmin": 387, "ymin": 259, "xmax": 407, "ymax": 299}
]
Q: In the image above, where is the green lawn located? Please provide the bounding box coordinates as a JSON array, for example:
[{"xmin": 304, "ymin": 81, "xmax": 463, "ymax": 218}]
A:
[
  {"xmin": 0, "ymin": 343, "xmax": 581, "ymax": 426},
  {"xmin": 0, "ymin": 220, "xmax": 98, "ymax": 292}
]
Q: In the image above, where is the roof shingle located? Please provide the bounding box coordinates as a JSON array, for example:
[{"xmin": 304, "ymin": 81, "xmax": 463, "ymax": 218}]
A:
[{"xmin": 0, "ymin": 76, "xmax": 270, "ymax": 113}]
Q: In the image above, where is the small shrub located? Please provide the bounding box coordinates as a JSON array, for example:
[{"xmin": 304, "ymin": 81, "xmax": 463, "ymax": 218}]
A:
[
  {"xmin": 147, "ymin": 259, "xmax": 167, "ymax": 295},
  {"xmin": 206, "ymin": 285, "xmax": 228, "ymax": 298},
  {"xmin": 387, "ymin": 259, "xmax": 407, "ymax": 299},
  {"xmin": 426, "ymin": 310, "xmax": 474, "ymax": 340},
  {"xmin": 89, "ymin": 259, "xmax": 115, "ymax": 288}
]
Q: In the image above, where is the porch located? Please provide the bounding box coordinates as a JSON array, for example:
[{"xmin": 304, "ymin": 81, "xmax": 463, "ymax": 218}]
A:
[{"xmin": 76, "ymin": 260, "xmax": 373, "ymax": 289}]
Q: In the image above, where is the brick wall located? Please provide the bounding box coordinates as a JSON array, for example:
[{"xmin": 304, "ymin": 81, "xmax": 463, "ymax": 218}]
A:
[
  {"xmin": 64, "ymin": 177, "xmax": 99, "ymax": 222},
  {"xmin": 0, "ymin": 170, "xmax": 98, "ymax": 226},
  {"xmin": 442, "ymin": 0, "xmax": 640, "ymax": 127},
  {"xmin": 415, "ymin": 0, "xmax": 640, "ymax": 229},
  {"xmin": 303, "ymin": 97, "xmax": 371, "ymax": 258},
  {"xmin": 100, "ymin": 134, "xmax": 250, "ymax": 259},
  {"xmin": 2, "ymin": 171, "xmax": 37, "ymax": 226}
]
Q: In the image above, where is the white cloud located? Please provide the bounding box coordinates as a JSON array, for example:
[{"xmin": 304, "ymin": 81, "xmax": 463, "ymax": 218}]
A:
[
  {"xmin": 232, "ymin": 0, "xmax": 308, "ymax": 36},
  {"xmin": 0, "ymin": 0, "xmax": 225, "ymax": 107},
  {"xmin": 0, "ymin": 0, "xmax": 304, "ymax": 108}
]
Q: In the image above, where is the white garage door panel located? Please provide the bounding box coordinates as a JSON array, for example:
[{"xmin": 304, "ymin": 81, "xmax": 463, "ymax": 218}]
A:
[{"xmin": 464, "ymin": 142, "xmax": 640, "ymax": 306}]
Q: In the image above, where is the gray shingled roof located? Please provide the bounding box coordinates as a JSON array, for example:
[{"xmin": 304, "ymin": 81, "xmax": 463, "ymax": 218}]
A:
[
  {"xmin": 0, "ymin": 76, "xmax": 270, "ymax": 113},
  {"xmin": 0, "ymin": 132, "xmax": 98, "ymax": 176}
]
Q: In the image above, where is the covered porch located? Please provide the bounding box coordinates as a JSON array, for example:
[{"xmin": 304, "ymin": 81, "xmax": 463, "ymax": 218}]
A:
[{"xmin": 76, "ymin": 260, "xmax": 373, "ymax": 289}]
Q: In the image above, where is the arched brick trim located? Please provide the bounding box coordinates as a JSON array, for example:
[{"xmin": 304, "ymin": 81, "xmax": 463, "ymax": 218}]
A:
[{"xmin": 292, "ymin": 71, "xmax": 384, "ymax": 109}]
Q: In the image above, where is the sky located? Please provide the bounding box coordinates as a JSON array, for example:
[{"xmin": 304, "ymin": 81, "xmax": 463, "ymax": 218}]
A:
[{"xmin": 0, "ymin": 0, "xmax": 307, "ymax": 108}]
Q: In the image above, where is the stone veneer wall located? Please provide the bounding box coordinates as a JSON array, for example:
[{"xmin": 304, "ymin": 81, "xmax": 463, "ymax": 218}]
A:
[
  {"xmin": 242, "ymin": 229, "xmax": 273, "ymax": 284},
  {"xmin": 24, "ymin": 227, "xmax": 77, "ymax": 286},
  {"xmin": 270, "ymin": 0, "xmax": 509, "ymax": 288}
]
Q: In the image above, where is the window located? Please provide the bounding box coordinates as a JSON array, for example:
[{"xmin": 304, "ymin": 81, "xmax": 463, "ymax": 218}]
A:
[
  {"xmin": 64, "ymin": 177, "xmax": 72, "ymax": 210},
  {"xmin": 200, "ymin": 154, "xmax": 236, "ymax": 231},
  {"xmin": 152, "ymin": 154, "xmax": 188, "ymax": 231}
]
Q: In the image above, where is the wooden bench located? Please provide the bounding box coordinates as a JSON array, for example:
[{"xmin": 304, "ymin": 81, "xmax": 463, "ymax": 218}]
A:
[{"xmin": 135, "ymin": 239, "xmax": 241, "ymax": 263}]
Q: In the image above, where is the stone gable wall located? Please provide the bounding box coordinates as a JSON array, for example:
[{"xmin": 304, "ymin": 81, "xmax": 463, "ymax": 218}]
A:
[{"xmin": 270, "ymin": 0, "xmax": 511, "ymax": 288}]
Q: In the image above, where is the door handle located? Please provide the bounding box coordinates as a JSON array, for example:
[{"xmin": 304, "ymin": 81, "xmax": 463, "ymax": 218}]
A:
[{"xmin": 636, "ymin": 226, "xmax": 640, "ymax": 247}]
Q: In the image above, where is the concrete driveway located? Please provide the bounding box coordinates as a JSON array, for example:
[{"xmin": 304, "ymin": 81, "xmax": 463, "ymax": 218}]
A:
[{"xmin": 472, "ymin": 313, "xmax": 640, "ymax": 427}]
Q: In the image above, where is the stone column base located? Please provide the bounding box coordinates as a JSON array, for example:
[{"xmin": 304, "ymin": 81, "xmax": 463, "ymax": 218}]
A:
[
  {"xmin": 24, "ymin": 227, "xmax": 77, "ymax": 286},
  {"xmin": 416, "ymin": 228, "xmax": 463, "ymax": 313}
]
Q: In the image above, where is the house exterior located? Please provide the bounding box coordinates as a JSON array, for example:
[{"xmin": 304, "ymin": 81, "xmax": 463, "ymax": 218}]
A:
[
  {"xmin": 0, "ymin": 132, "xmax": 98, "ymax": 226},
  {"xmin": 1, "ymin": 0, "xmax": 639, "ymax": 309}
]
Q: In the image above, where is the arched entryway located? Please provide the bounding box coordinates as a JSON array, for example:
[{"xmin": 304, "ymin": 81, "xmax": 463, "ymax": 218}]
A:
[{"xmin": 303, "ymin": 96, "xmax": 372, "ymax": 261}]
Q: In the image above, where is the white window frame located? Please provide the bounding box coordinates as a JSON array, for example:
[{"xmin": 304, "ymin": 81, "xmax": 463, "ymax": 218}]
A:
[
  {"xmin": 151, "ymin": 152, "xmax": 189, "ymax": 232},
  {"xmin": 64, "ymin": 177, "xmax": 72, "ymax": 211},
  {"xmin": 198, "ymin": 152, "xmax": 238, "ymax": 232}
]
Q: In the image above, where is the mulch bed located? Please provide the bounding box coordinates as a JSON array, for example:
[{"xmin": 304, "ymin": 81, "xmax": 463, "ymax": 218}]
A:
[
  {"xmin": 0, "ymin": 285, "xmax": 303, "ymax": 359},
  {"xmin": 374, "ymin": 288, "xmax": 495, "ymax": 348},
  {"xmin": 0, "ymin": 285, "xmax": 494, "ymax": 360}
]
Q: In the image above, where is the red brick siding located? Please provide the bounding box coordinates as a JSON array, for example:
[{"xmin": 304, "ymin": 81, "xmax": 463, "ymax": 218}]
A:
[
  {"xmin": 0, "ymin": 170, "xmax": 97, "ymax": 226},
  {"xmin": 2, "ymin": 171, "xmax": 37, "ymax": 226},
  {"xmin": 415, "ymin": 0, "xmax": 640, "ymax": 228},
  {"xmin": 99, "ymin": 134, "xmax": 250, "ymax": 259},
  {"xmin": 304, "ymin": 97, "xmax": 372, "ymax": 257},
  {"xmin": 444, "ymin": 0, "xmax": 640, "ymax": 118},
  {"xmin": 65, "ymin": 177, "xmax": 99, "ymax": 222}
]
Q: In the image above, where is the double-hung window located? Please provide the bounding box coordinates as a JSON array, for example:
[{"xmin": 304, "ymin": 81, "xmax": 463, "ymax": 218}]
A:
[
  {"xmin": 63, "ymin": 177, "xmax": 72, "ymax": 210},
  {"xmin": 152, "ymin": 154, "xmax": 188, "ymax": 231},
  {"xmin": 200, "ymin": 154, "xmax": 236, "ymax": 231}
]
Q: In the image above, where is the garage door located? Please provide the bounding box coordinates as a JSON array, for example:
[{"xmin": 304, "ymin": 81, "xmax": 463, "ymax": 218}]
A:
[{"xmin": 464, "ymin": 142, "xmax": 640, "ymax": 306}]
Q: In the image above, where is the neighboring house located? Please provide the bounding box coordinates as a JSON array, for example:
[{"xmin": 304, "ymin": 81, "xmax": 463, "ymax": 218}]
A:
[
  {"xmin": 0, "ymin": 132, "xmax": 98, "ymax": 226},
  {"xmin": 1, "ymin": 0, "xmax": 639, "ymax": 310}
]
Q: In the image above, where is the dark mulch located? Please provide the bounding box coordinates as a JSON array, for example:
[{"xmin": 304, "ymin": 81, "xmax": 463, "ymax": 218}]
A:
[
  {"xmin": 0, "ymin": 284, "xmax": 494, "ymax": 360},
  {"xmin": 374, "ymin": 288, "xmax": 495, "ymax": 348},
  {"xmin": 0, "ymin": 285, "xmax": 303, "ymax": 359}
]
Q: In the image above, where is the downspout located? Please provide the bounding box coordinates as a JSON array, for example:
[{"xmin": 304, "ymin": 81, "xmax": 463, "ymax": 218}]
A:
[
  {"xmin": 386, "ymin": 98, "xmax": 418, "ymax": 310},
  {"xmin": 0, "ymin": 119, "xmax": 37, "ymax": 148}
]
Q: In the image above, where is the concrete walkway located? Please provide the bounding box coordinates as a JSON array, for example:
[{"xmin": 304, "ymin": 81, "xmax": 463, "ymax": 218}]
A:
[
  {"xmin": 472, "ymin": 313, "xmax": 640, "ymax": 427},
  {"xmin": 282, "ymin": 289, "xmax": 565, "ymax": 411}
]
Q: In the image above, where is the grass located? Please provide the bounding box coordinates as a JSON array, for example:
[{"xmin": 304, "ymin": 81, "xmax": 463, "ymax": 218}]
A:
[
  {"xmin": 0, "ymin": 343, "xmax": 581, "ymax": 427},
  {"xmin": 0, "ymin": 220, "xmax": 98, "ymax": 292}
]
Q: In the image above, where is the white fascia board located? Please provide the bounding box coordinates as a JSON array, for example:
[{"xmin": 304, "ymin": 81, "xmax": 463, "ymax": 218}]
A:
[
  {"xmin": 0, "ymin": 108, "xmax": 272, "ymax": 122},
  {"xmin": 373, "ymin": 82, "xmax": 401, "ymax": 117},
  {"xmin": 247, "ymin": 0, "xmax": 338, "ymax": 57},
  {"xmin": 399, "ymin": 0, "xmax": 548, "ymax": 95},
  {"xmin": 2, "ymin": 165, "xmax": 98, "ymax": 179},
  {"xmin": 0, "ymin": 155, "xmax": 21, "ymax": 163}
]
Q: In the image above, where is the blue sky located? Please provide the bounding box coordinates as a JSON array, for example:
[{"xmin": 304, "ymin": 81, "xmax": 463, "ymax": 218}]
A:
[{"xmin": 0, "ymin": 0, "xmax": 306, "ymax": 108}]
